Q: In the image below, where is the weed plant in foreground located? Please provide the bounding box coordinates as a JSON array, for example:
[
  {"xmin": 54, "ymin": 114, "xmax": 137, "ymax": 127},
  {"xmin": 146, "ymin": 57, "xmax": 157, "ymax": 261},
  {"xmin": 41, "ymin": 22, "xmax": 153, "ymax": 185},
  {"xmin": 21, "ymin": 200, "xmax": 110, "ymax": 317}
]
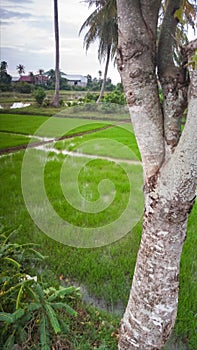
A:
[{"xmin": 0, "ymin": 228, "xmax": 119, "ymax": 350}]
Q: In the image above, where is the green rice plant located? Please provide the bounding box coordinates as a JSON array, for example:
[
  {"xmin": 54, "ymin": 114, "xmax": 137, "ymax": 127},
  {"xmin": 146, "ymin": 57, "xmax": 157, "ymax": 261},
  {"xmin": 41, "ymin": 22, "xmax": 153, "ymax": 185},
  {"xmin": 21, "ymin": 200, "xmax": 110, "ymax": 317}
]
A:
[
  {"xmin": 0, "ymin": 227, "xmax": 79, "ymax": 350},
  {"xmin": 0, "ymin": 132, "xmax": 31, "ymax": 150}
]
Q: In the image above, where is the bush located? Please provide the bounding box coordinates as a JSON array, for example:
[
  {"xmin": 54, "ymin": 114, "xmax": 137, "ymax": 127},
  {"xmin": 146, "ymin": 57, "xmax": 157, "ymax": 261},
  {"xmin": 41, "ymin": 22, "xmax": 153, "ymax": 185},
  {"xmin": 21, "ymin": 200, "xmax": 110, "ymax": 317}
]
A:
[
  {"xmin": 42, "ymin": 97, "xmax": 51, "ymax": 107},
  {"xmin": 14, "ymin": 82, "xmax": 32, "ymax": 94},
  {"xmin": 102, "ymin": 91, "xmax": 126, "ymax": 105},
  {"xmin": 0, "ymin": 227, "xmax": 79, "ymax": 350},
  {"xmin": 34, "ymin": 88, "xmax": 46, "ymax": 106},
  {"xmin": 84, "ymin": 92, "xmax": 99, "ymax": 103}
]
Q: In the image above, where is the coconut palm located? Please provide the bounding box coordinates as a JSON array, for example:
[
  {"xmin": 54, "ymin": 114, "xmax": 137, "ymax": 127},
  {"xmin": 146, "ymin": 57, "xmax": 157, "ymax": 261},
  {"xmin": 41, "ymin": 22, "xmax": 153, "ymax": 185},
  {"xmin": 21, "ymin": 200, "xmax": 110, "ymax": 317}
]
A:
[
  {"xmin": 53, "ymin": 0, "xmax": 60, "ymax": 107},
  {"xmin": 80, "ymin": 0, "xmax": 118, "ymax": 102},
  {"xmin": 0, "ymin": 61, "xmax": 8, "ymax": 73},
  {"xmin": 16, "ymin": 64, "xmax": 25, "ymax": 76},
  {"xmin": 29, "ymin": 72, "xmax": 35, "ymax": 84}
]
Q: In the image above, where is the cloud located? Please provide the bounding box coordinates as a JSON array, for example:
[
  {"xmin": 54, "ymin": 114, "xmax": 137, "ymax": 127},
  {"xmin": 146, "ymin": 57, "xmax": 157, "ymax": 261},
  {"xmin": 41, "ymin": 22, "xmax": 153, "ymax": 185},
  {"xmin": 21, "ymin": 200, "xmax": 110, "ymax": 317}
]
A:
[
  {"xmin": 0, "ymin": 8, "xmax": 32, "ymax": 19},
  {"xmin": 5, "ymin": 0, "xmax": 33, "ymax": 3},
  {"xmin": 1, "ymin": 0, "xmax": 120, "ymax": 83}
]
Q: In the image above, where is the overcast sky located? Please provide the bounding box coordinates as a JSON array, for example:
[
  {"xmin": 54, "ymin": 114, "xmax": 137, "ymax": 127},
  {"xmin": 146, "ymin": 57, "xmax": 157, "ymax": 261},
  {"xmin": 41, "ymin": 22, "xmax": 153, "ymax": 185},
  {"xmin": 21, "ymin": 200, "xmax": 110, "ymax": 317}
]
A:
[{"xmin": 0, "ymin": 0, "xmax": 121, "ymax": 83}]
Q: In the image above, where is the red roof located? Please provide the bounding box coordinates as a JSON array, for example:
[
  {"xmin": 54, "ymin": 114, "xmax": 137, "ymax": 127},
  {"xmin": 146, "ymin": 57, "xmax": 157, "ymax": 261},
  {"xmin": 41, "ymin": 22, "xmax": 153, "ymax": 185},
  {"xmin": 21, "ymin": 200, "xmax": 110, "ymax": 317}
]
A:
[{"xmin": 19, "ymin": 76, "xmax": 32, "ymax": 83}]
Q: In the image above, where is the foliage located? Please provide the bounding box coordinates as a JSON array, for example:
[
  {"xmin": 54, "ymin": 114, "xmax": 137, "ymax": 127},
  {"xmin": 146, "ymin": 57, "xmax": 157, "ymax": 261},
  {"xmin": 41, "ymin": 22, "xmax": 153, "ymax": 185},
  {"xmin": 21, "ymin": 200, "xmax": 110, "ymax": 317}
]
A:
[
  {"xmin": 102, "ymin": 90, "xmax": 126, "ymax": 105},
  {"xmin": 0, "ymin": 61, "xmax": 12, "ymax": 92},
  {"xmin": 0, "ymin": 111, "xmax": 196, "ymax": 348},
  {"xmin": 14, "ymin": 81, "xmax": 32, "ymax": 94},
  {"xmin": 34, "ymin": 88, "xmax": 46, "ymax": 106},
  {"xmin": 83, "ymin": 92, "xmax": 100, "ymax": 102},
  {"xmin": 80, "ymin": 0, "xmax": 117, "ymax": 63},
  {"xmin": 16, "ymin": 64, "xmax": 25, "ymax": 76},
  {"xmin": 0, "ymin": 227, "xmax": 79, "ymax": 350}
]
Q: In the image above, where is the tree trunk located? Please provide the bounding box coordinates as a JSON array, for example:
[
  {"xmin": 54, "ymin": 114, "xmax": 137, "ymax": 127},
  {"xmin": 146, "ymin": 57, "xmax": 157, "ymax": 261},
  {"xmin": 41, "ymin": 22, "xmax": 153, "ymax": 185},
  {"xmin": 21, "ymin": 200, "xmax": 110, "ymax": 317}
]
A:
[
  {"xmin": 97, "ymin": 45, "xmax": 111, "ymax": 103},
  {"xmin": 53, "ymin": 0, "xmax": 60, "ymax": 107},
  {"xmin": 116, "ymin": 0, "xmax": 197, "ymax": 348}
]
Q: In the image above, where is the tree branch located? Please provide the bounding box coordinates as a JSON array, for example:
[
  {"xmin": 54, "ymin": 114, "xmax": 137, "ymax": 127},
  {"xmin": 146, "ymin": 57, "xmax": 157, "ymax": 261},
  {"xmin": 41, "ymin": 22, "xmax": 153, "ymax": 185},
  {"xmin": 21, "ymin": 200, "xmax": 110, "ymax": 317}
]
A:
[
  {"xmin": 117, "ymin": 0, "xmax": 165, "ymax": 179},
  {"xmin": 158, "ymin": 0, "xmax": 188, "ymax": 153}
]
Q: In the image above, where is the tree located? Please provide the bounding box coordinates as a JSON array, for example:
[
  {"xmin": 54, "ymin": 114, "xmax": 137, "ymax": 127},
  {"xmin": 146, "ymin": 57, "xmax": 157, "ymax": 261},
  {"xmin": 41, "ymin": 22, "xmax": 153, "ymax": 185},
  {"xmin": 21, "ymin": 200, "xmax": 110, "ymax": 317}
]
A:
[
  {"xmin": 0, "ymin": 61, "xmax": 8, "ymax": 73},
  {"xmin": 29, "ymin": 71, "xmax": 35, "ymax": 84},
  {"xmin": 0, "ymin": 61, "xmax": 12, "ymax": 90},
  {"xmin": 34, "ymin": 88, "xmax": 46, "ymax": 106},
  {"xmin": 116, "ymin": 0, "xmax": 197, "ymax": 349},
  {"xmin": 38, "ymin": 69, "xmax": 44, "ymax": 76},
  {"xmin": 53, "ymin": 0, "xmax": 60, "ymax": 107},
  {"xmin": 80, "ymin": 0, "xmax": 118, "ymax": 102},
  {"xmin": 16, "ymin": 64, "xmax": 25, "ymax": 76}
]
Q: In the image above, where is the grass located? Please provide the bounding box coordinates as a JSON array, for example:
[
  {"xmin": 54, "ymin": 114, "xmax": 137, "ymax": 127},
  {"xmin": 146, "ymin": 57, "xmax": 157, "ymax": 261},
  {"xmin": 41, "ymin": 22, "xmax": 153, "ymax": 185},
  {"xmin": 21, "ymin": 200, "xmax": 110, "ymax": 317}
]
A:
[
  {"xmin": 0, "ymin": 149, "xmax": 143, "ymax": 305},
  {"xmin": 0, "ymin": 114, "xmax": 50, "ymax": 135},
  {"xmin": 55, "ymin": 123, "xmax": 141, "ymax": 160},
  {"xmin": 0, "ymin": 132, "xmax": 31, "ymax": 149},
  {"xmin": 0, "ymin": 112, "xmax": 196, "ymax": 349},
  {"xmin": 0, "ymin": 114, "xmax": 113, "ymax": 149}
]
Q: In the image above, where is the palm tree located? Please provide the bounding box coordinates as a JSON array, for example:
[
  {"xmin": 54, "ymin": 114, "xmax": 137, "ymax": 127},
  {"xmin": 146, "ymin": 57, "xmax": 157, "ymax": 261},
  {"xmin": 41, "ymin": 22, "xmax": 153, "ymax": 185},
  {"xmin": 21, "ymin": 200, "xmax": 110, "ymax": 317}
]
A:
[
  {"xmin": 29, "ymin": 72, "xmax": 35, "ymax": 84},
  {"xmin": 1, "ymin": 61, "xmax": 8, "ymax": 73},
  {"xmin": 53, "ymin": 0, "xmax": 60, "ymax": 107},
  {"xmin": 80, "ymin": 0, "xmax": 118, "ymax": 102},
  {"xmin": 16, "ymin": 64, "xmax": 25, "ymax": 76}
]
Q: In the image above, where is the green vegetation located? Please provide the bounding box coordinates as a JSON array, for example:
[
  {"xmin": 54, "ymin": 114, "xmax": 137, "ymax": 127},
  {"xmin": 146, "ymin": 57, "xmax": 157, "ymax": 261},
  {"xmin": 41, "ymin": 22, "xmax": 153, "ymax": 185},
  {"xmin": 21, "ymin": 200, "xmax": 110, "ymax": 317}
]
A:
[
  {"xmin": 0, "ymin": 112, "xmax": 196, "ymax": 349},
  {"xmin": 0, "ymin": 228, "xmax": 119, "ymax": 350},
  {"xmin": 34, "ymin": 88, "xmax": 46, "ymax": 106},
  {"xmin": 55, "ymin": 124, "xmax": 141, "ymax": 160},
  {"xmin": 0, "ymin": 132, "xmax": 30, "ymax": 150},
  {"xmin": 0, "ymin": 114, "xmax": 50, "ymax": 135},
  {"xmin": 0, "ymin": 114, "xmax": 110, "ymax": 139}
]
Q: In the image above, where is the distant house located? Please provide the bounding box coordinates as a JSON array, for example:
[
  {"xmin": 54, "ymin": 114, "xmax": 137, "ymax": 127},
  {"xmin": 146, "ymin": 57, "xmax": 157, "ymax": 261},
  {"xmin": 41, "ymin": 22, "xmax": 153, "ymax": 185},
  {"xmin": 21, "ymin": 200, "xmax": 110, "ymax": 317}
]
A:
[
  {"xmin": 34, "ymin": 74, "xmax": 48, "ymax": 85},
  {"xmin": 12, "ymin": 74, "xmax": 49, "ymax": 85},
  {"xmin": 11, "ymin": 71, "xmax": 87, "ymax": 87},
  {"xmin": 19, "ymin": 76, "xmax": 32, "ymax": 83},
  {"xmin": 61, "ymin": 73, "xmax": 87, "ymax": 87}
]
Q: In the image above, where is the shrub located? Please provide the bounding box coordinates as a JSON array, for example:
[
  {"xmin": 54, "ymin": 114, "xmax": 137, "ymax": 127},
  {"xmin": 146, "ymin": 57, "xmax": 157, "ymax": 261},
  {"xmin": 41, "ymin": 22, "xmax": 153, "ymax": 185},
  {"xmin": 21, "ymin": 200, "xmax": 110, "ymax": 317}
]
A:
[
  {"xmin": 42, "ymin": 97, "xmax": 51, "ymax": 107},
  {"xmin": 102, "ymin": 91, "xmax": 126, "ymax": 105},
  {"xmin": 34, "ymin": 88, "xmax": 46, "ymax": 106},
  {"xmin": 0, "ymin": 227, "xmax": 79, "ymax": 350},
  {"xmin": 14, "ymin": 82, "xmax": 32, "ymax": 94}
]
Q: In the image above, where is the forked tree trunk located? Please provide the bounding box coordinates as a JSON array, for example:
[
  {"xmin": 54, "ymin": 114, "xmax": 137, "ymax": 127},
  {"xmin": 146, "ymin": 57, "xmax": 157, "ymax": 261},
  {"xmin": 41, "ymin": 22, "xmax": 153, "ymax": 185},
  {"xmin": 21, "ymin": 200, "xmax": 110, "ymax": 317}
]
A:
[
  {"xmin": 53, "ymin": 0, "xmax": 60, "ymax": 107},
  {"xmin": 116, "ymin": 0, "xmax": 197, "ymax": 348},
  {"xmin": 97, "ymin": 45, "xmax": 111, "ymax": 103}
]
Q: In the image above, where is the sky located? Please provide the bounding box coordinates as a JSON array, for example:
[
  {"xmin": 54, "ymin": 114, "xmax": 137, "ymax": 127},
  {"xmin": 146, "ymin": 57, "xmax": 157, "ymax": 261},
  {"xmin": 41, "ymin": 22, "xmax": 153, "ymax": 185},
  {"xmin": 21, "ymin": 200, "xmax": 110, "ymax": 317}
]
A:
[{"xmin": 0, "ymin": 0, "xmax": 121, "ymax": 83}]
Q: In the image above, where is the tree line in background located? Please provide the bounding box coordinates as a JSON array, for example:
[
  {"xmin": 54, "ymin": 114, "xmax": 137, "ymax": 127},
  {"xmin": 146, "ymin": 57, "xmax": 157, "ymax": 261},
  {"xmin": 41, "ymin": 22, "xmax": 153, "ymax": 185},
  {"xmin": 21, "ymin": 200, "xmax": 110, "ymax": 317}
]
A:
[{"xmin": 0, "ymin": 61, "xmax": 120, "ymax": 94}]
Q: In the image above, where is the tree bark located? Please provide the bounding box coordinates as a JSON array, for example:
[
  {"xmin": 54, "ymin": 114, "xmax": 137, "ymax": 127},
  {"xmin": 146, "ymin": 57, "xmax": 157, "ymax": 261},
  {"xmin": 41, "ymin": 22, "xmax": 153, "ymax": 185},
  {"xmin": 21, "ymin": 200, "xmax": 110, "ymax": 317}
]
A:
[
  {"xmin": 116, "ymin": 0, "xmax": 197, "ymax": 348},
  {"xmin": 53, "ymin": 0, "xmax": 60, "ymax": 107},
  {"xmin": 158, "ymin": 0, "xmax": 188, "ymax": 154}
]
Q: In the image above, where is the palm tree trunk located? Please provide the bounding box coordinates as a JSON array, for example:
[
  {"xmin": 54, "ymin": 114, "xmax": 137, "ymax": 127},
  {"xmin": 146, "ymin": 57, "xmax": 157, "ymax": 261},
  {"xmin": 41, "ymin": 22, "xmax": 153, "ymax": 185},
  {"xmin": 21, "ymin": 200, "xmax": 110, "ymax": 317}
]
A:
[
  {"xmin": 97, "ymin": 45, "xmax": 111, "ymax": 103},
  {"xmin": 53, "ymin": 0, "xmax": 60, "ymax": 107}
]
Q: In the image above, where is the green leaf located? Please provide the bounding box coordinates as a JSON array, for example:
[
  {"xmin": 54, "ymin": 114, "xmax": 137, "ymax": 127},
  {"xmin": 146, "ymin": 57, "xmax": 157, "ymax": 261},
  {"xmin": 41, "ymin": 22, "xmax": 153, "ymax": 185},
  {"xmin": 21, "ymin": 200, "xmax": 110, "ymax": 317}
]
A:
[
  {"xmin": 59, "ymin": 319, "xmax": 69, "ymax": 333},
  {"xmin": 33, "ymin": 283, "xmax": 45, "ymax": 300},
  {"xmin": 25, "ymin": 248, "xmax": 47, "ymax": 260},
  {"xmin": 12, "ymin": 308, "xmax": 25, "ymax": 321},
  {"xmin": 16, "ymin": 284, "xmax": 23, "ymax": 309},
  {"xmin": 44, "ymin": 303, "xmax": 61, "ymax": 334},
  {"xmin": 50, "ymin": 286, "xmax": 77, "ymax": 301},
  {"xmin": 27, "ymin": 302, "xmax": 41, "ymax": 313},
  {"xmin": 174, "ymin": 6, "xmax": 184, "ymax": 23},
  {"xmin": 3, "ymin": 257, "xmax": 21, "ymax": 268},
  {"xmin": 51, "ymin": 302, "xmax": 77, "ymax": 316},
  {"xmin": 26, "ymin": 285, "xmax": 40, "ymax": 302},
  {"xmin": 0, "ymin": 312, "xmax": 13, "ymax": 324},
  {"xmin": 40, "ymin": 315, "xmax": 50, "ymax": 350},
  {"xmin": 3, "ymin": 333, "xmax": 15, "ymax": 350}
]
